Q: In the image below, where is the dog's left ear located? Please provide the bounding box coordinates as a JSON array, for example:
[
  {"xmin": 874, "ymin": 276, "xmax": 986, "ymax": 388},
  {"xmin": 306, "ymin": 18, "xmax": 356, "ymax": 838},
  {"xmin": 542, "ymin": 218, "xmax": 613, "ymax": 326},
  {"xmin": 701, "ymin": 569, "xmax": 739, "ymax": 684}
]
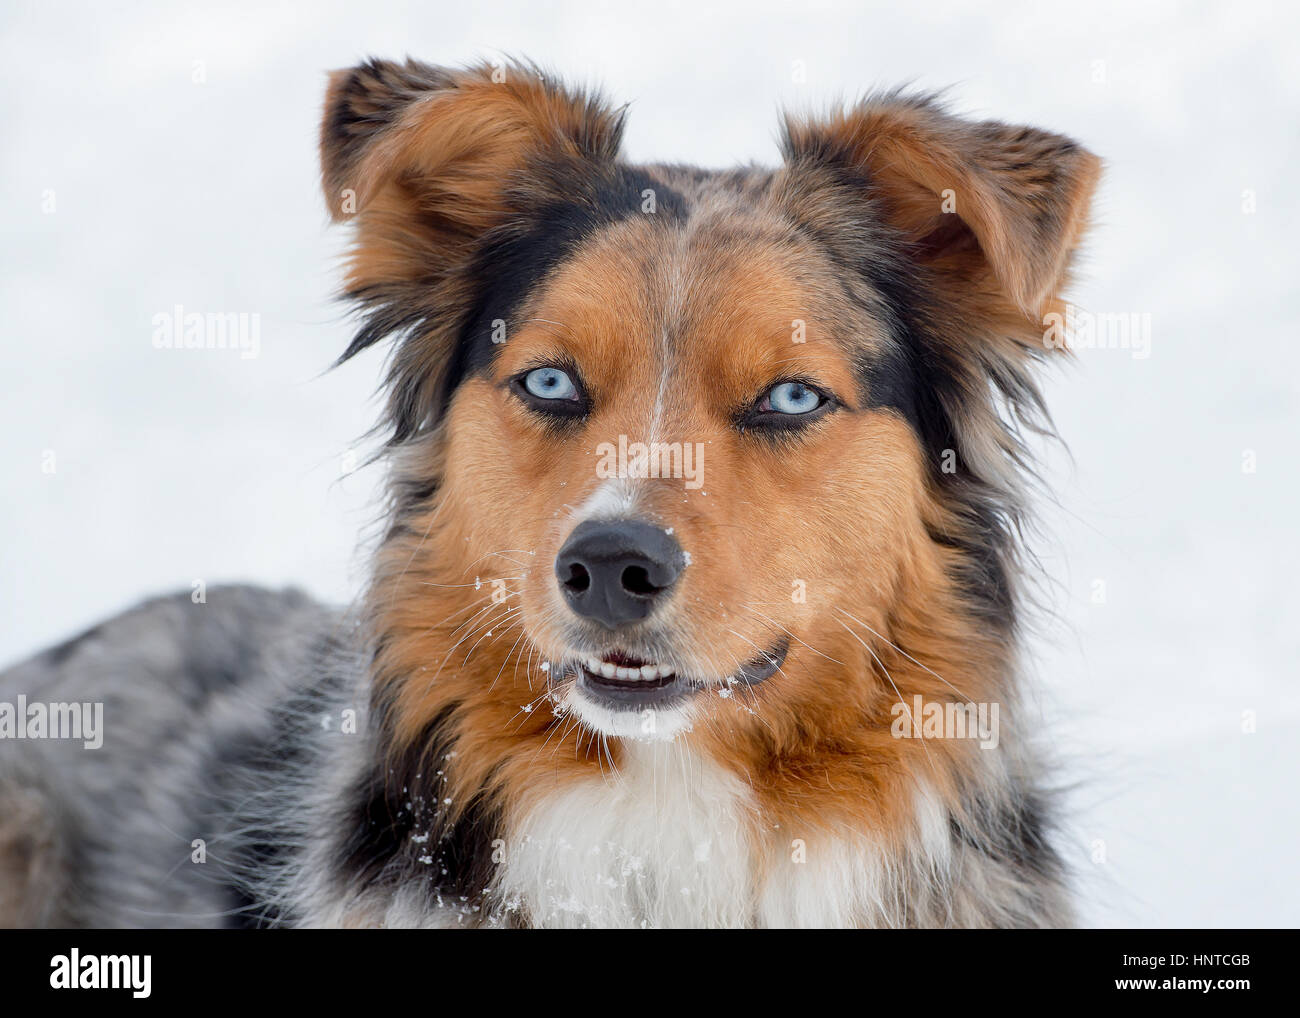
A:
[{"xmin": 782, "ymin": 94, "xmax": 1101, "ymax": 319}]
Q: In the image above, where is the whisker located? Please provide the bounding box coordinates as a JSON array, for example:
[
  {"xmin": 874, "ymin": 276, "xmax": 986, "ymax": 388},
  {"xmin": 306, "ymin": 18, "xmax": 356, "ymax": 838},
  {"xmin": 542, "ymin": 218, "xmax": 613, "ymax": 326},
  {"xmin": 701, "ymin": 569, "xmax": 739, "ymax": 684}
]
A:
[
  {"xmin": 741, "ymin": 604, "xmax": 845, "ymax": 666},
  {"xmin": 419, "ymin": 576, "xmax": 523, "ymax": 589},
  {"xmin": 834, "ymin": 616, "xmax": 933, "ymax": 768},
  {"xmin": 834, "ymin": 606, "xmax": 977, "ymax": 704}
]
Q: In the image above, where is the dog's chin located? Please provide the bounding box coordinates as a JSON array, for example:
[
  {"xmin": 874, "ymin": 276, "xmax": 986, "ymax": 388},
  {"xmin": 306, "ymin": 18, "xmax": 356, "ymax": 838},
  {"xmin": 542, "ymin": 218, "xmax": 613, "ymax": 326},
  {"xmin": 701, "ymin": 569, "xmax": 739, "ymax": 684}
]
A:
[
  {"xmin": 559, "ymin": 683, "xmax": 696, "ymax": 742},
  {"xmin": 547, "ymin": 638, "xmax": 789, "ymax": 742}
]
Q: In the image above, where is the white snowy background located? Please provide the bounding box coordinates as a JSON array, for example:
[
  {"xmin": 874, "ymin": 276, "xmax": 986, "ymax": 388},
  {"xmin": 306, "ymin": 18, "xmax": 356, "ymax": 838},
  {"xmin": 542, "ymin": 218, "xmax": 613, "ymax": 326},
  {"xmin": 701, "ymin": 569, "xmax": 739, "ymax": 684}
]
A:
[{"xmin": 2, "ymin": 0, "xmax": 1296, "ymax": 927}]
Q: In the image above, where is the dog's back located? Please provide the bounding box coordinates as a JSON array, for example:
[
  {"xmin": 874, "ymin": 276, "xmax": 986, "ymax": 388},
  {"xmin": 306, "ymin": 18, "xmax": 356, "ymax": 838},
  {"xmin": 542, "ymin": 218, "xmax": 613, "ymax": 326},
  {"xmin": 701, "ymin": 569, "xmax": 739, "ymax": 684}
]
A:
[{"xmin": 0, "ymin": 586, "xmax": 330, "ymax": 927}]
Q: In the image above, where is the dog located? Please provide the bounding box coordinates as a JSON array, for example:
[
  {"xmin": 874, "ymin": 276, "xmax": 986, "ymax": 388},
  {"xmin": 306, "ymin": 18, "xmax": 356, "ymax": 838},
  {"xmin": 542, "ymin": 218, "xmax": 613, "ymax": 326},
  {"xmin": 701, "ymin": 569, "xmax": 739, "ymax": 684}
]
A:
[{"xmin": 0, "ymin": 58, "xmax": 1100, "ymax": 928}]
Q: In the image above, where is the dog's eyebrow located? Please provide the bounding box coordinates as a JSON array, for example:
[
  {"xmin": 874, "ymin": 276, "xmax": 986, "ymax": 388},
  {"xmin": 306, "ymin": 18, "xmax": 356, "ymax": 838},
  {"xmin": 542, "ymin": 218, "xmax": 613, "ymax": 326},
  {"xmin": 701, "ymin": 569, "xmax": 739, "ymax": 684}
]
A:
[{"xmin": 518, "ymin": 318, "xmax": 573, "ymax": 339}]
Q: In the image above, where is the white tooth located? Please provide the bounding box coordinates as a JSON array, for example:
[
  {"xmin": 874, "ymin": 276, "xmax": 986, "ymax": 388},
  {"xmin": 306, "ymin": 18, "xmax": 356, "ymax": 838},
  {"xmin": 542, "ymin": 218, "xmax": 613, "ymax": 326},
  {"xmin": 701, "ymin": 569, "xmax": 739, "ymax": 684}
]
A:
[
  {"xmin": 615, "ymin": 666, "xmax": 634, "ymax": 680},
  {"xmin": 657, "ymin": 664, "xmax": 674, "ymax": 678},
  {"xmin": 600, "ymin": 663, "xmax": 617, "ymax": 679},
  {"xmin": 586, "ymin": 657, "xmax": 603, "ymax": 672},
  {"xmin": 640, "ymin": 664, "xmax": 657, "ymax": 680}
]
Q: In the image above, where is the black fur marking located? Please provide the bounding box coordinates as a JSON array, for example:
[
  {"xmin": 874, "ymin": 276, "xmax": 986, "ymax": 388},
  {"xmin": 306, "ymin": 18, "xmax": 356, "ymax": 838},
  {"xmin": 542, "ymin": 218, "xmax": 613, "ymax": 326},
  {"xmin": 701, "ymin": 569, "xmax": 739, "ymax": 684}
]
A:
[
  {"xmin": 859, "ymin": 259, "xmax": 1018, "ymax": 632},
  {"xmin": 338, "ymin": 760, "xmax": 419, "ymax": 894},
  {"xmin": 213, "ymin": 713, "xmax": 298, "ymax": 928},
  {"xmin": 950, "ymin": 790, "xmax": 1060, "ymax": 882},
  {"xmin": 448, "ymin": 163, "xmax": 689, "ymax": 406},
  {"xmin": 339, "ymin": 704, "xmax": 504, "ymax": 914}
]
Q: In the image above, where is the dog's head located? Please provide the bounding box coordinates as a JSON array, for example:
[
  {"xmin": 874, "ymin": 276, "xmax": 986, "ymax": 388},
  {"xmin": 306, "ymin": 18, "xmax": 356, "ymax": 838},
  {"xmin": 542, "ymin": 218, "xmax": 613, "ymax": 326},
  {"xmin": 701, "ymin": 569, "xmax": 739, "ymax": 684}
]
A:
[{"xmin": 322, "ymin": 60, "xmax": 1099, "ymax": 755}]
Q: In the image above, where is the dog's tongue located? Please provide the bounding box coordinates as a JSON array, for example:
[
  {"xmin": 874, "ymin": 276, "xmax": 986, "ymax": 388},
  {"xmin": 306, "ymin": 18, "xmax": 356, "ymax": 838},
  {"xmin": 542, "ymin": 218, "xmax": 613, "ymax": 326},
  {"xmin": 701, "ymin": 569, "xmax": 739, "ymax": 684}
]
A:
[{"xmin": 603, "ymin": 650, "xmax": 647, "ymax": 668}]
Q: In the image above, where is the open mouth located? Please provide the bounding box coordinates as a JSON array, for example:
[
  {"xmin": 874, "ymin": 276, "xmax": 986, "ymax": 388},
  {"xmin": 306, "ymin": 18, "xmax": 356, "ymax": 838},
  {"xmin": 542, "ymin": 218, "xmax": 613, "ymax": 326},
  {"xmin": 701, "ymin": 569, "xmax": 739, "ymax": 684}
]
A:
[{"xmin": 557, "ymin": 638, "xmax": 790, "ymax": 709}]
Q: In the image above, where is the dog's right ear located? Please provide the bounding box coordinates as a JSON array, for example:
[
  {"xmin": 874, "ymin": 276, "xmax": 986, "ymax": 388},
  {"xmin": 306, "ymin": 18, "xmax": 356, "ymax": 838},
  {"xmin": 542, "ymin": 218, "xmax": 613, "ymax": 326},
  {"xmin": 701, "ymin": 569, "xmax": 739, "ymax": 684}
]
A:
[
  {"xmin": 319, "ymin": 59, "xmax": 626, "ymax": 439},
  {"xmin": 320, "ymin": 58, "xmax": 625, "ymax": 225}
]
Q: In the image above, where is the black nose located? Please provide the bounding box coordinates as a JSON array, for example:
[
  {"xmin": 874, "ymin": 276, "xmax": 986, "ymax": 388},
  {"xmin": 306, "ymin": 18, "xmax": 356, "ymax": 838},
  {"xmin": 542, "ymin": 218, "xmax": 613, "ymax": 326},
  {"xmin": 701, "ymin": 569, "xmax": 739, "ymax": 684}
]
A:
[{"xmin": 555, "ymin": 519, "xmax": 684, "ymax": 629}]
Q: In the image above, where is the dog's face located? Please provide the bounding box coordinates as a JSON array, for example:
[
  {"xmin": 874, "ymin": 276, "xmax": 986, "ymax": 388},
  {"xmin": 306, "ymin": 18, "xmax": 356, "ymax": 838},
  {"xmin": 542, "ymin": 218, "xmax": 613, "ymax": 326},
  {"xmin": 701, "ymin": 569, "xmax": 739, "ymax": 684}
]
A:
[
  {"xmin": 446, "ymin": 209, "xmax": 919, "ymax": 738},
  {"xmin": 322, "ymin": 61, "xmax": 1099, "ymax": 757}
]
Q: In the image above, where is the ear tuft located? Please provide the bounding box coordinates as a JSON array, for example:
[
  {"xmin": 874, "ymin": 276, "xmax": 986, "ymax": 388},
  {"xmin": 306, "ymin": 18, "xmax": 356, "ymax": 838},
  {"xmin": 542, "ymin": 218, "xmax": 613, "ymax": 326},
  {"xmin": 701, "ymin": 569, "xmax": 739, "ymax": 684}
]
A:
[
  {"xmin": 320, "ymin": 58, "xmax": 457, "ymax": 220},
  {"xmin": 319, "ymin": 57, "xmax": 626, "ymax": 222}
]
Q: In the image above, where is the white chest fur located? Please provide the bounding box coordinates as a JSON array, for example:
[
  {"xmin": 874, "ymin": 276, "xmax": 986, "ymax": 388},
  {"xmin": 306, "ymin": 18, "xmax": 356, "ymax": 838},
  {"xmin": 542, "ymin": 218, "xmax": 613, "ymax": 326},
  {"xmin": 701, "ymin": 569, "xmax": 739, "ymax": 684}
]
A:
[
  {"xmin": 491, "ymin": 743, "xmax": 919, "ymax": 928},
  {"xmin": 493, "ymin": 743, "xmax": 758, "ymax": 927}
]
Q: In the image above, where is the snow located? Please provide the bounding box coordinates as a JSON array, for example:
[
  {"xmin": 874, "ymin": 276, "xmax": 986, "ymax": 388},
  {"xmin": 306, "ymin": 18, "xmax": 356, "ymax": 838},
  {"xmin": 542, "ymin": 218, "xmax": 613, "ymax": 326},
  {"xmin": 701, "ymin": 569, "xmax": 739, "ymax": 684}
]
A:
[{"xmin": 1, "ymin": 0, "xmax": 1296, "ymax": 927}]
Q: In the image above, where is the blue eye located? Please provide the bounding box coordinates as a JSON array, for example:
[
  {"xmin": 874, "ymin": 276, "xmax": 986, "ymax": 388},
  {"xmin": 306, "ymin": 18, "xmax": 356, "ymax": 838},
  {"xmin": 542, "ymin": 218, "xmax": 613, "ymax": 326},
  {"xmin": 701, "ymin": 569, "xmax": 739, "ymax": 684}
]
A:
[
  {"xmin": 764, "ymin": 381, "xmax": 823, "ymax": 415},
  {"xmin": 522, "ymin": 366, "xmax": 579, "ymax": 401}
]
